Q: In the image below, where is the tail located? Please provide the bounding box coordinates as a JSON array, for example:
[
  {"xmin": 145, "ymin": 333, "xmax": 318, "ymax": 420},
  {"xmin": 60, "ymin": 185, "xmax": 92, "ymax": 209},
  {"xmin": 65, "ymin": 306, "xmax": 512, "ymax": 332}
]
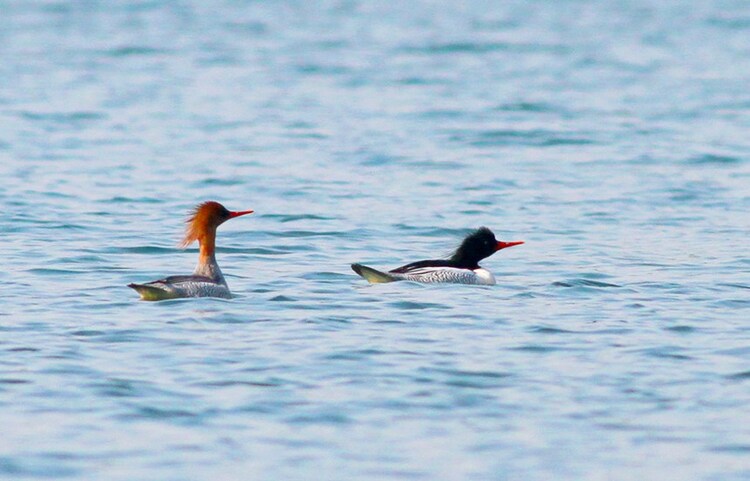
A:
[
  {"xmin": 127, "ymin": 283, "xmax": 177, "ymax": 301},
  {"xmin": 351, "ymin": 264, "xmax": 398, "ymax": 284}
]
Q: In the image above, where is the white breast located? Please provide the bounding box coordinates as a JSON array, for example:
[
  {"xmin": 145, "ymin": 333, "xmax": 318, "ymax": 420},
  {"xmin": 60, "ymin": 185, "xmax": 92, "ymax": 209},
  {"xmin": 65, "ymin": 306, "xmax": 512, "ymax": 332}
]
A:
[{"xmin": 471, "ymin": 268, "xmax": 496, "ymax": 285}]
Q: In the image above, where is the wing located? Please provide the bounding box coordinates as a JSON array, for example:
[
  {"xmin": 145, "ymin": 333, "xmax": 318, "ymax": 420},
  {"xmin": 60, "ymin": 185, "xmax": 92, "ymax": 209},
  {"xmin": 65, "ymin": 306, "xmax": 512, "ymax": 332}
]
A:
[
  {"xmin": 147, "ymin": 275, "xmax": 216, "ymax": 286},
  {"xmin": 389, "ymin": 259, "xmax": 454, "ymax": 274}
]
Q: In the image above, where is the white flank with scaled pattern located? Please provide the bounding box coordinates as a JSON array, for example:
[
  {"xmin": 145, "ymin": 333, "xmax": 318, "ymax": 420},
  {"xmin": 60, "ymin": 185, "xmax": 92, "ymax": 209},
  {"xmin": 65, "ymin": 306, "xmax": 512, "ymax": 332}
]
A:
[{"xmin": 391, "ymin": 267, "xmax": 496, "ymax": 285}]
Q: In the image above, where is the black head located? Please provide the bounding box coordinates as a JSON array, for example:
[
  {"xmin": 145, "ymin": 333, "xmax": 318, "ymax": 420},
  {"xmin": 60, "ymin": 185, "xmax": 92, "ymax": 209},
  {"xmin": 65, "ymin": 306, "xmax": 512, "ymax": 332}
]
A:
[{"xmin": 450, "ymin": 227, "xmax": 524, "ymax": 268}]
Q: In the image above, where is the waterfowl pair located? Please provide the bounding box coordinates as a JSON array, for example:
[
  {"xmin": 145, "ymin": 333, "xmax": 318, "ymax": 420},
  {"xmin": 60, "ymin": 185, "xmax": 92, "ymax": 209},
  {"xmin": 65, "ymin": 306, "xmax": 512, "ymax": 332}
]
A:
[{"xmin": 128, "ymin": 201, "xmax": 524, "ymax": 300}]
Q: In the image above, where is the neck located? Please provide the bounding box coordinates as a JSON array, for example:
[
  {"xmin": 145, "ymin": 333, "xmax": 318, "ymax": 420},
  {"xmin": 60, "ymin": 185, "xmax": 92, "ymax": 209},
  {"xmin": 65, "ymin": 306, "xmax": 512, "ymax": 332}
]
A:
[
  {"xmin": 193, "ymin": 229, "xmax": 225, "ymax": 282},
  {"xmin": 449, "ymin": 253, "xmax": 480, "ymax": 270},
  {"xmin": 198, "ymin": 229, "xmax": 216, "ymax": 264}
]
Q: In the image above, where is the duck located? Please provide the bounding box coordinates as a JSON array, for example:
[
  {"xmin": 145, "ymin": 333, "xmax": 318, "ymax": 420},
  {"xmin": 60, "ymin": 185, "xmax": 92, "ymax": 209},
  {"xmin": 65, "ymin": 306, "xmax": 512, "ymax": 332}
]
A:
[
  {"xmin": 128, "ymin": 201, "xmax": 253, "ymax": 300},
  {"xmin": 351, "ymin": 227, "xmax": 523, "ymax": 285}
]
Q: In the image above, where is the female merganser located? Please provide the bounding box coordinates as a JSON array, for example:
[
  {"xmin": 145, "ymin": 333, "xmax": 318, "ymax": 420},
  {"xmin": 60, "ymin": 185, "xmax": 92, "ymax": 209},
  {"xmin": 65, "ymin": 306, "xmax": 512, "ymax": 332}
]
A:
[
  {"xmin": 128, "ymin": 201, "xmax": 253, "ymax": 300},
  {"xmin": 351, "ymin": 227, "xmax": 523, "ymax": 285}
]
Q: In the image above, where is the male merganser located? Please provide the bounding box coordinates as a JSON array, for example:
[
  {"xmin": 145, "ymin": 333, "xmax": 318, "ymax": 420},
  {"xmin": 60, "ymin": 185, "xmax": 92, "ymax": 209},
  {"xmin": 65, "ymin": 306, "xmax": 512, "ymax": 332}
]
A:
[
  {"xmin": 128, "ymin": 201, "xmax": 253, "ymax": 300},
  {"xmin": 351, "ymin": 227, "xmax": 523, "ymax": 285}
]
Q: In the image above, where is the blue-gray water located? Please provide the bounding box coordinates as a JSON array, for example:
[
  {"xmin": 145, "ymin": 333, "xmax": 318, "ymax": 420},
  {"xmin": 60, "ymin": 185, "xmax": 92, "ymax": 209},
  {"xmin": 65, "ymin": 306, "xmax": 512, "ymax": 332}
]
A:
[{"xmin": 2, "ymin": 1, "xmax": 750, "ymax": 480}]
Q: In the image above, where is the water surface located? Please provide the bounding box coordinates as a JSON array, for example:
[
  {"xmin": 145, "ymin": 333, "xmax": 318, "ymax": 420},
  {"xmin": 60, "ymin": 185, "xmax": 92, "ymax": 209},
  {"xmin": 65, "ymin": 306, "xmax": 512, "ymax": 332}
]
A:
[{"xmin": 1, "ymin": 1, "xmax": 750, "ymax": 480}]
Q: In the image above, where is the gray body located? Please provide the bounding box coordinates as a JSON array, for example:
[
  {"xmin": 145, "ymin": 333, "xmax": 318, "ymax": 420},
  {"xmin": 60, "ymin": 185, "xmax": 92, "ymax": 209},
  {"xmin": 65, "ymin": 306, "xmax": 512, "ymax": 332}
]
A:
[{"xmin": 129, "ymin": 254, "xmax": 232, "ymax": 300}]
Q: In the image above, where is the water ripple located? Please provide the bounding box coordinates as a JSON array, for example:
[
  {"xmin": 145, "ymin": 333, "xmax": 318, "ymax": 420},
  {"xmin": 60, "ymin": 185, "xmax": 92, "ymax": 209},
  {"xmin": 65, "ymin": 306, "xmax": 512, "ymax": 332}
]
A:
[{"xmin": 2, "ymin": 1, "xmax": 749, "ymax": 480}]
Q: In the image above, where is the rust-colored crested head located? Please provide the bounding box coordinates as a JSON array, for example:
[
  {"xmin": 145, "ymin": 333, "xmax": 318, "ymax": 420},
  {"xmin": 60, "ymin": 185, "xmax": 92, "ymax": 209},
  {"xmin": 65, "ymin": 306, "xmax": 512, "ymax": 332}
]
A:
[{"xmin": 179, "ymin": 201, "xmax": 232, "ymax": 248}]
